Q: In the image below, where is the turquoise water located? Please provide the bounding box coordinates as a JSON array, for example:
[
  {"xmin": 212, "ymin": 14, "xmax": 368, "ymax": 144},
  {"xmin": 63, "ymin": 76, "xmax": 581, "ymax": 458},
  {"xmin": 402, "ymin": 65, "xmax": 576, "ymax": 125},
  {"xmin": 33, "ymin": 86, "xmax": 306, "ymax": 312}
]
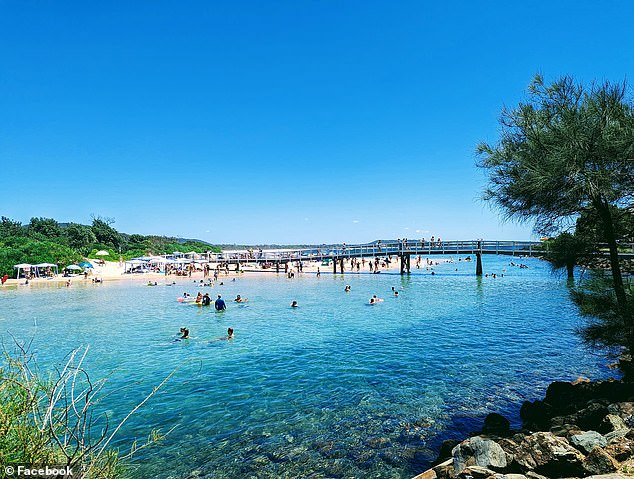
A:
[{"xmin": 0, "ymin": 256, "xmax": 612, "ymax": 478}]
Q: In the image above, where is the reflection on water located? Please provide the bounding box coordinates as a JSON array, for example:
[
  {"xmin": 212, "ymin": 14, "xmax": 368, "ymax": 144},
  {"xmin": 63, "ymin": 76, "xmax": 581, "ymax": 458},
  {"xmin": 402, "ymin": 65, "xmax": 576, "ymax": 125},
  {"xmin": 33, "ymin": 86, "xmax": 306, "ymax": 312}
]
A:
[{"xmin": 0, "ymin": 256, "xmax": 611, "ymax": 478}]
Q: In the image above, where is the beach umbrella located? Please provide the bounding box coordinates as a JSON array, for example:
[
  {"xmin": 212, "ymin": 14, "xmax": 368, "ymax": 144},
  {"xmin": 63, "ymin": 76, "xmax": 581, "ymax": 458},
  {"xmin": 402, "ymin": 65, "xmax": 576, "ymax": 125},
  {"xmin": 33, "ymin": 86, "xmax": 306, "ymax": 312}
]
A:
[
  {"xmin": 65, "ymin": 265, "xmax": 82, "ymax": 270},
  {"xmin": 79, "ymin": 262, "xmax": 93, "ymax": 268},
  {"xmin": 95, "ymin": 250, "xmax": 109, "ymax": 256}
]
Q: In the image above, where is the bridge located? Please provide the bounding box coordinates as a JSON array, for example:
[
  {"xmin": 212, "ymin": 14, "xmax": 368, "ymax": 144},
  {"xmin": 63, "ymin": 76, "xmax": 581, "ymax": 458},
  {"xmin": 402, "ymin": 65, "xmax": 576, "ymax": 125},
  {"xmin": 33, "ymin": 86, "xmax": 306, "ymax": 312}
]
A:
[
  {"xmin": 212, "ymin": 240, "xmax": 546, "ymax": 275},
  {"xmin": 206, "ymin": 239, "xmax": 634, "ymax": 276}
]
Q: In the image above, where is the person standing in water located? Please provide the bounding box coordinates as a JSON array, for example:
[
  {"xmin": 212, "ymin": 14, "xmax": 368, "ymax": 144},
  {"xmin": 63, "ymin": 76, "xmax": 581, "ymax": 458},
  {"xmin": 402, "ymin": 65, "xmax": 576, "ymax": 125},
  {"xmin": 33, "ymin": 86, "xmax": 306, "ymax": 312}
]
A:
[{"xmin": 215, "ymin": 295, "xmax": 226, "ymax": 311}]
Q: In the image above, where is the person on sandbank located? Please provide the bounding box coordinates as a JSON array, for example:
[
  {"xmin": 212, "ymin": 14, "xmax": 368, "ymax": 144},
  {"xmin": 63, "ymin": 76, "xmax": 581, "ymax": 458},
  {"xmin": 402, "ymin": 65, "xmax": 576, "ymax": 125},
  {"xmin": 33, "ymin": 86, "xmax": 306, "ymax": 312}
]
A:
[{"xmin": 215, "ymin": 295, "xmax": 226, "ymax": 311}]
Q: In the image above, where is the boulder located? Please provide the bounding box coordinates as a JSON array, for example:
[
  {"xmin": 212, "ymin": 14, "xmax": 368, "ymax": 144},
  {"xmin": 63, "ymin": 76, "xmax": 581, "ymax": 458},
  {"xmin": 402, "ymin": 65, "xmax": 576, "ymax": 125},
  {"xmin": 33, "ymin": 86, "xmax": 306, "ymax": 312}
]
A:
[
  {"xmin": 599, "ymin": 414, "xmax": 628, "ymax": 434},
  {"xmin": 513, "ymin": 432, "xmax": 586, "ymax": 477},
  {"xmin": 433, "ymin": 459, "xmax": 457, "ymax": 479},
  {"xmin": 574, "ymin": 403, "xmax": 611, "ymax": 431},
  {"xmin": 549, "ymin": 423, "xmax": 582, "ymax": 438},
  {"xmin": 582, "ymin": 447, "xmax": 619, "ymax": 476},
  {"xmin": 524, "ymin": 472, "xmax": 549, "ymax": 479},
  {"xmin": 458, "ymin": 465, "xmax": 496, "ymax": 479},
  {"xmin": 412, "ymin": 468, "xmax": 437, "ymax": 479},
  {"xmin": 569, "ymin": 430, "xmax": 608, "ymax": 454},
  {"xmin": 482, "ymin": 413, "xmax": 511, "ymax": 436},
  {"xmin": 435, "ymin": 439, "xmax": 461, "ymax": 464},
  {"xmin": 607, "ymin": 402, "xmax": 634, "ymax": 419},
  {"xmin": 604, "ymin": 427, "xmax": 630, "ymax": 444},
  {"xmin": 520, "ymin": 400, "xmax": 552, "ymax": 430},
  {"xmin": 603, "ymin": 436, "xmax": 634, "ymax": 461},
  {"xmin": 452, "ymin": 436, "xmax": 507, "ymax": 473}
]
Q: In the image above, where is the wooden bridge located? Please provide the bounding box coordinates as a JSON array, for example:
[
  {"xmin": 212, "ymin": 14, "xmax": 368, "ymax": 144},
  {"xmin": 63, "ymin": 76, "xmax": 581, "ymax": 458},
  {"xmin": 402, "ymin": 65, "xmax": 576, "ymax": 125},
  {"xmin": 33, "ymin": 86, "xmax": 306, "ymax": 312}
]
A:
[
  {"xmin": 207, "ymin": 239, "xmax": 634, "ymax": 276},
  {"xmin": 212, "ymin": 240, "xmax": 547, "ymax": 275}
]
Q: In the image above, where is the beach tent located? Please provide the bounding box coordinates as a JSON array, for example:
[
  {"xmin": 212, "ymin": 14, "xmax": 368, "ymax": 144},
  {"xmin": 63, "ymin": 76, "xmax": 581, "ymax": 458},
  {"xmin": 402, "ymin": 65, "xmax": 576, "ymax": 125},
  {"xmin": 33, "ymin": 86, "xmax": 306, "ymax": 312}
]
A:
[
  {"xmin": 65, "ymin": 265, "xmax": 82, "ymax": 271},
  {"xmin": 124, "ymin": 259, "xmax": 150, "ymax": 273},
  {"xmin": 34, "ymin": 263, "xmax": 59, "ymax": 277},
  {"xmin": 13, "ymin": 263, "xmax": 33, "ymax": 279}
]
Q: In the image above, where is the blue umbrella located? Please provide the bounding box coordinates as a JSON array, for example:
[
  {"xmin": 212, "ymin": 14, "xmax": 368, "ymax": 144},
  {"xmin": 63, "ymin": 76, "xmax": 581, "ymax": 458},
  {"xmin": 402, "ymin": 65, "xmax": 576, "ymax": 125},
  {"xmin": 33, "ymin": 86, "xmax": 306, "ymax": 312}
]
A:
[{"xmin": 79, "ymin": 262, "xmax": 93, "ymax": 268}]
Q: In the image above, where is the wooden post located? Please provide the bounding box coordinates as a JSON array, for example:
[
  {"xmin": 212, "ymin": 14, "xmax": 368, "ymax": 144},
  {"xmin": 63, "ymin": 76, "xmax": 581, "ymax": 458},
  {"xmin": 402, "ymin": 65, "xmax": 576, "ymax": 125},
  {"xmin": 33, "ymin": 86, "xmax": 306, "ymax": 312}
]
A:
[
  {"xmin": 340, "ymin": 258, "xmax": 344, "ymax": 274},
  {"xmin": 276, "ymin": 262, "xmax": 279, "ymax": 273},
  {"xmin": 406, "ymin": 254, "xmax": 411, "ymax": 274},
  {"xmin": 333, "ymin": 257, "xmax": 337, "ymax": 274},
  {"xmin": 476, "ymin": 240, "xmax": 483, "ymax": 276},
  {"xmin": 400, "ymin": 254, "xmax": 405, "ymax": 274}
]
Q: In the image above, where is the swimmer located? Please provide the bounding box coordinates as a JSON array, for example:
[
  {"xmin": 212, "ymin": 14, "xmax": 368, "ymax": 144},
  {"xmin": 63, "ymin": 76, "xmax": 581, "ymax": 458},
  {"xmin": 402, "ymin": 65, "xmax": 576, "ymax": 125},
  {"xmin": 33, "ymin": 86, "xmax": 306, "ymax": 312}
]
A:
[
  {"xmin": 394, "ymin": 291, "xmax": 399, "ymax": 297},
  {"xmin": 234, "ymin": 294, "xmax": 248, "ymax": 303},
  {"xmin": 227, "ymin": 327, "xmax": 234, "ymax": 339},
  {"xmin": 195, "ymin": 292, "xmax": 203, "ymax": 304},
  {"xmin": 344, "ymin": 285, "xmax": 351, "ymax": 292},
  {"xmin": 291, "ymin": 300, "xmax": 299, "ymax": 308},
  {"xmin": 179, "ymin": 327, "xmax": 190, "ymax": 339}
]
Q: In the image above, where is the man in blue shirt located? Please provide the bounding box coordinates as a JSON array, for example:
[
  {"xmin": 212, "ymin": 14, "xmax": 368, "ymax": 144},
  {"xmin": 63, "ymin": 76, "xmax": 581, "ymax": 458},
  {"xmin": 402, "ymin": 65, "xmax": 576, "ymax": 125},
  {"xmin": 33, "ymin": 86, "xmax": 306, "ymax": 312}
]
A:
[{"xmin": 215, "ymin": 295, "xmax": 226, "ymax": 311}]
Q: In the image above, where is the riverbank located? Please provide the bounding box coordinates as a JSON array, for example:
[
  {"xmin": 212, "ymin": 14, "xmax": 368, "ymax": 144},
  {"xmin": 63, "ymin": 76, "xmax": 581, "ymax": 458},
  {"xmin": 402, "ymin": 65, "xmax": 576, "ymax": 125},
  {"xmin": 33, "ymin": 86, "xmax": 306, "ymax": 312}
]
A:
[{"xmin": 415, "ymin": 375, "xmax": 634, "ymax": 479}]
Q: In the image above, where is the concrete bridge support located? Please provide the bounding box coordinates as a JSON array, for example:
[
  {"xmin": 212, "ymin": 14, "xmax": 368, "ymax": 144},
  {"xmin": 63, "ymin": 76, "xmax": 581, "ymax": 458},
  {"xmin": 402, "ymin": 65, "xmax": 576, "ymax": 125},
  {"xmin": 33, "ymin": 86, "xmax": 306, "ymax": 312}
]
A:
[
  {"xmin": 399, "ymin": 254, "xmax": 411, "ymax": 274},
  {"xmin": 476, "ymin": 240, "xmax": 483, "ymax": 276}
]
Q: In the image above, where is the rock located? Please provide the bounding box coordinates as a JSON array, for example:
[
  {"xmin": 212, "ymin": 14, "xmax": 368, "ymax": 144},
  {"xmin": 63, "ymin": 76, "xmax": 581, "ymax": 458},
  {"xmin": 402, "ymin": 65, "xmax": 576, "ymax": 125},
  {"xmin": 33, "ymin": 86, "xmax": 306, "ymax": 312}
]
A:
[
  {"xmin": 412, "ymin": 468, "xmax": 437, "ymax": 479},
  {"xmin": 584, "ymin": 475, "xmax": 632, "ymax": 479},
  {"xmin": 582, "ymin": 447, "xmax": 619, "ymax": 476},
  {"xmin": 604, "ymin": 427, "xmax": 630, "ymax": 444},
  {"xmin": 513, "ymin": 432, "xmax": 585, "ymax": 477},
  {"xmin": 570, "ymin": 430, "xmax": 608, "ymax": 454},
  {"xmin": 575, "ymin": 403, "xmax": 611, "ymax": 431},
  {"xmin": 433, "ymin": 459, "xmax": 457, "ymax": 479},
  {"xmin": 524, "ymin": 472, "xmax": 549, "ymax": 479},
  {"xmin": 482, "ymin": 413, "xmax": 511, "ymax": 436},
  {"xmin": 599, "ymin": 414, "xmax": 628, "ymax": 434},
  {"xmin": 496, "ymin": 475, "xmax": 527, "ymax": 479},
  {"xmin": 549, "ymin": 423, "xmax": 582, "ymax": 438},
  {"xmin": 435, "ymin": 439, "xmax": 461, "ymax": 464},
  {"xmin": 520, "ymin": 400, "xmax": 552, "ymax": 431},
  {"xmin": 607, "ymin": 402, "xmax": 634, "ymax": 422},
  {"xmin": 452, "ymin": 436, "xmax": 508, "ymax": 473},
  {"xmin": 458, "ymin": 465, "xmax": 496, "ymax": 478},
  {"xmin": 603, "ymin": 436, "xmax": 634, "ymax": 461}
]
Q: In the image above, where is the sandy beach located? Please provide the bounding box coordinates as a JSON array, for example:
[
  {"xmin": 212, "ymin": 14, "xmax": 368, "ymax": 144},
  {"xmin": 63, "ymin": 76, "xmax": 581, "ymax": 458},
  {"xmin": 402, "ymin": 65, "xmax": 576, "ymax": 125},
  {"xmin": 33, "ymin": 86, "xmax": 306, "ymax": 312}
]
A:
[{"xmin": 2, "ymin": 254, "xmax": 458, "ymax": 288}]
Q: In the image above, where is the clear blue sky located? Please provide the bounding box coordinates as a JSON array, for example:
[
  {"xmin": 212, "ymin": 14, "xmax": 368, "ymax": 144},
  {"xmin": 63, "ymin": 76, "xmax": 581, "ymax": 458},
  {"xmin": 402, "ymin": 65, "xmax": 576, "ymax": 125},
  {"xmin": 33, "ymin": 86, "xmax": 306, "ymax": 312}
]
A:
[{"xmin": 2, "ymin": 1, "xmax": 633, "ymax": 244}]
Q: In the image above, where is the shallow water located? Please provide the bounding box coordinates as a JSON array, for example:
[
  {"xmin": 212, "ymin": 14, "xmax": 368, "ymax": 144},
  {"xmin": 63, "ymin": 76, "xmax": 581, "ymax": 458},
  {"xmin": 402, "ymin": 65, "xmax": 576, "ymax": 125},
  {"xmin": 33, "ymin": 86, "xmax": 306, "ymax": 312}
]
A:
[{"xmin": 0, "ymin": 256, "xmax": 611, "ymax": 478}]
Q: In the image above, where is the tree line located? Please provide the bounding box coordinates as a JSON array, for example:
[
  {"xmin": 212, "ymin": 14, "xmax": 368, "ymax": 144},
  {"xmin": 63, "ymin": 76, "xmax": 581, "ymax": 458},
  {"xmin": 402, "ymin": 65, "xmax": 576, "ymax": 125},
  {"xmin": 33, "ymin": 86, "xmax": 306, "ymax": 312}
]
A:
[{"xmin": 0, "ymin": 216, "xmax": 220, "ymax": 277}]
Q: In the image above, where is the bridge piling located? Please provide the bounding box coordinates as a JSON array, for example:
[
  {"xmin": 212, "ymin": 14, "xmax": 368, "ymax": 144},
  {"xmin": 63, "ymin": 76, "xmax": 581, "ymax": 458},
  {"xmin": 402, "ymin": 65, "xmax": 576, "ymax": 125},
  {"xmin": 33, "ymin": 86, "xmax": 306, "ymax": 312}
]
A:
[{"xmin": 476, "ymin": 240, "xmax": 483, "ymax": 276}]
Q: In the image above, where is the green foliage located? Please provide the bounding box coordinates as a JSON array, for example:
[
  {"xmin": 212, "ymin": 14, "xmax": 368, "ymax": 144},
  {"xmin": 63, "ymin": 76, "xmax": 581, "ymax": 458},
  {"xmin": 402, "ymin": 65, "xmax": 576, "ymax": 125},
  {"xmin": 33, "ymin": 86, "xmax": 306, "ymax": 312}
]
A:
[
  {"xmin": 91, "ymin": 217, "xmax": 122, "ymax": 249},
  {"xmin": 0, "ymin": 216, "xmax": 24, "ymax": 240},
  {"xmin": 27, "ymin": 217, "xmax": 63, "ymax": 240},
  {"xmin": 576, "ymin": 206, "xmax": 634, "ymax": 244},
  {"xmin": 0, "ymin": 216, "xmax": 221, "ymax": 276},
  {"xmin": 478, "ymin": 74, "xmax": 634, "ymax": 357},
  {"xmin": 0, "ymin": 343, "xmax": 172, "ymax": 478},
  {"xmin": 477, "ymin": 74, "xmax": 634, "ymax": 235},
  {"xmin": 0, "ymin": 237, "xmax": 83, "ymax": 277},
  {"xmin": 65, "ymin": 223, "xmax": 98, "ymax": 254},
  {"xmin": 545, "ymin": 232, "xmax": 591, "ymax": 279}
]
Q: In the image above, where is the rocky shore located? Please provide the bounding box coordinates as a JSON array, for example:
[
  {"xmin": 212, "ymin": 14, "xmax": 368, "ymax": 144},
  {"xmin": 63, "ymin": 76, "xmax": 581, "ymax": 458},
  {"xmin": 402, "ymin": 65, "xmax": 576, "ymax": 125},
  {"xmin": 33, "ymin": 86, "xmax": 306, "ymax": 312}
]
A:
[{"xmin": 414, "ymin": 378, "xmax": 634, "ymax": 479}]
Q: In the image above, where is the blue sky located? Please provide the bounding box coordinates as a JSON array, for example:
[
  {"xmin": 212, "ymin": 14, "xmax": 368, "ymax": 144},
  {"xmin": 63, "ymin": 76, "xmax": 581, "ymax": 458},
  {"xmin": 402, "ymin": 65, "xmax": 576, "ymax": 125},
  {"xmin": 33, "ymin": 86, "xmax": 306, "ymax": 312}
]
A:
[{"xmin": 2, "ymin": 1, "xmax": 633, "ymax": 244}]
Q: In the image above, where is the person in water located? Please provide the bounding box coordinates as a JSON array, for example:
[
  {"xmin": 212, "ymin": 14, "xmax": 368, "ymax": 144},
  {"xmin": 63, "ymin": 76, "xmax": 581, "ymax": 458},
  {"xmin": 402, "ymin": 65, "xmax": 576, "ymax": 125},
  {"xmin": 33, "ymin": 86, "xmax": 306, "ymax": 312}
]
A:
[
  {"xmin": 179, "ymin": 327, "xmax": 190, "ymax": 339},
  {"xmin": 202, "ymin": 293, "xmax": 211, "ymax": 306},
  {"xmin": 344, "ymin": 285, "xmax": 351, "ymax": 292},
  {"xmin": 227, "ymin": 327, "xmax": 234, "ymax": 339},
  {"xmin": 195, "ymin": 292, "xmax": 203, "ymax": 303},
  {"xmin": 215, "ymin": 295, "xmax": 226, "ymax": 311},
  {"xmin": 234, "ymin": 294, "xmax": 247, "ymax": 302},
  {"xmin": 291, "ymin": 300, "xmax": 298, "ymax": 308}
]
